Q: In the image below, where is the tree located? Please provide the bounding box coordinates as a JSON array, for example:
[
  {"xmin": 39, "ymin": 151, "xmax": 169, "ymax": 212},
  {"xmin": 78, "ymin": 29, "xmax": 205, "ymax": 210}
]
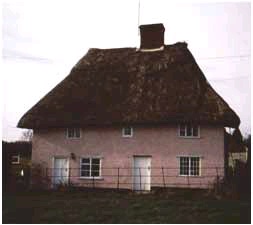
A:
[
  {"xmin": 21, "ymin": 129, "xmax": 33, "ymax": 142},
  {"xmin": 243, "ymin": 134, "xmax": 251, "ymax": 195},
  {"xmin": 243, "ymin": 134, "xmax": 251, "ymax": 166}
]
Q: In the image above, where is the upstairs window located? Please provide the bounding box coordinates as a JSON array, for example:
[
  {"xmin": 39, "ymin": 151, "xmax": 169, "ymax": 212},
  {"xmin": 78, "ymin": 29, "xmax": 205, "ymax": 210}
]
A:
[
  {"xmin": 80, "ymin": 157, "xmax": 101, "ymax": 178},
  {"xmin": 67, "ymin": 128, "xmax": 81, "ymax": 139},
  {"xmin": 179, "ymin": 156, "xmax": 200, "ymax": 176},
  {"xmin": 11, "ymin": 155, "xmax": 20, "ymax": 164},
  {"xmin": 179, "ymin": 124, "xmax": 199, "ymax": 137},
  {"xmin": 122, "ymin": 127, "xmax": 133, "ymax": 137}
]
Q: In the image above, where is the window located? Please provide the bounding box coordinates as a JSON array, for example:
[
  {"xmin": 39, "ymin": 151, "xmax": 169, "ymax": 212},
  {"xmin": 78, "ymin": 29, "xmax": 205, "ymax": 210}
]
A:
[
  {"xmin": 12, "ymin": 155, "xmax": 20, "ymax": 164},
  {"xmin": 179, "ymin": 156, "xmax": 200, "ymax": 176},
  {"xmin": 179, "ymin": 124, "xmax": 199, "ymax": 137},
  {"xmin": 67, "ymin": 128, "xmax": 81, "ymax": 138},
  {"xmin": 122, "ymin": 127, "xmax": 133, "ymax": 137},
  {"xmin": 80, "ymin": 157, "xmax": 101, "ymax": 178}
]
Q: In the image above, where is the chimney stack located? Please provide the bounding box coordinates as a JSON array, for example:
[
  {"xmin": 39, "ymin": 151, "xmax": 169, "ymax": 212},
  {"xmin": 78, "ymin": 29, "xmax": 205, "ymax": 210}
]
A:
[{"xmin": 139, "ymin": 23, "xmax": 165, "ymax": 51}]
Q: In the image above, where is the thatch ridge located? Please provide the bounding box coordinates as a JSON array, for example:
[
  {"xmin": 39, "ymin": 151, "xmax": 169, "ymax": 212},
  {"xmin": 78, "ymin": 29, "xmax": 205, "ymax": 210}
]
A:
[{"xmin": 17, "ymin": 42, "xmax": 240, "ymax": 129}]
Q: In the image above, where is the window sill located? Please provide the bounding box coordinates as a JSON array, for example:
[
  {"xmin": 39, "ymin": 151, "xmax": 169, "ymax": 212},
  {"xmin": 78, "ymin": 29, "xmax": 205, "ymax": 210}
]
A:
[
  {"xmin": 178, "ymin": 136, "xmax": 200, "ymax": 139},
  {"xmin": 66, "ymin": 137, "xmax": 81, "ymax": 140},
  {"xmin": 122, "ymin": 135, "xmax": 133, "ymax": 138},
  {"xmin": 79, "ymin": 177, "xmax": 104, "ymax": 180},
  {"xmin": 178, "ymin": 175, "xmax": 201, "ymax": 177}
]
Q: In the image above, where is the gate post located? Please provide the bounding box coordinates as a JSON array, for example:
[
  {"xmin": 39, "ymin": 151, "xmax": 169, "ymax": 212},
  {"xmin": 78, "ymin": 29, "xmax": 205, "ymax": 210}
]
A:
[
  {"xmin": 68, "ymin": 168, "xmax": 71, "ymax": 186},
  {"xmin": 215, "ymin": 167, "xmax": 220, "ymax": 193},
  {"xmin": 139, "ymin": 167, "xmax": 142, "ymax": 191},
  {"xmin": 117, "ymin": 168, "xmax": 120, "ymax": 190},
  {"xmin": 162, "ymin": 167, "xmax": 166, "ymax": 188},
  {"xmin": 92, "ymin": 175, "xmax": 95, "ymax": 189}
]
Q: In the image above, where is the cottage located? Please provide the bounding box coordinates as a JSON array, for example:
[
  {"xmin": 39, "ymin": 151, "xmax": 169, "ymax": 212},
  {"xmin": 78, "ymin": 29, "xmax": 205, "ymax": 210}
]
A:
[{"xmin": 18, "ymin": 23, "xmax": 240, "ymax": 190}]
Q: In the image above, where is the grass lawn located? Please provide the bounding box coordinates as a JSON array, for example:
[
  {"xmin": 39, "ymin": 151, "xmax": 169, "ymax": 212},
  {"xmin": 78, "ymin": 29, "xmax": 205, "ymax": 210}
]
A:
[{"xmin": 2, "ymin": 188, "xmax": 250, "ymax": 224}]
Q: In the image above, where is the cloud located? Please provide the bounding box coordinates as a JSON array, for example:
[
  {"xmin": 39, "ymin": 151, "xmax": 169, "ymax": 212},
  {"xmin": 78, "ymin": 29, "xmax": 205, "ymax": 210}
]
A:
[{"xmin": 3, "ymin": 49, "xmax": 54, "ymax": 63}]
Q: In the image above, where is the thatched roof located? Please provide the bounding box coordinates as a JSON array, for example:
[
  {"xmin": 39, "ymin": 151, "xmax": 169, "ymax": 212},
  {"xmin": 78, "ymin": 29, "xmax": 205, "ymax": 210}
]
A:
[{"xmin": 17, "ymin": 42, "xmax": 240, "ymax": 129}]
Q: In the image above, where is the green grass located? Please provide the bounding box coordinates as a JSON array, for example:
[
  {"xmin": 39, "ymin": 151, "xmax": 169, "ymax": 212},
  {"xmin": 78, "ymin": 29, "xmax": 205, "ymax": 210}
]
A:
[{"xmin": 2, "ymin": 188, "xmax": 250, "ymax": 223}]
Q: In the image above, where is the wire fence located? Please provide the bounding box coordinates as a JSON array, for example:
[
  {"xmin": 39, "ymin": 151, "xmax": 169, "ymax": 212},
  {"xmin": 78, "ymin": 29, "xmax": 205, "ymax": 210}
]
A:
[
  {"xmin": 43, "ymin": 166, "xmax": 225, "ymax": 190},
  {"xmin": 5, "ymin": 162, "xmax": 249, "ymax": 196}
]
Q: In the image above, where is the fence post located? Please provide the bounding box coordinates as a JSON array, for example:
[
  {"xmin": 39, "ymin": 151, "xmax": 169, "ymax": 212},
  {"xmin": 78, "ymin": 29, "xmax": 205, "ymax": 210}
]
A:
[
  {"xmin": 162, "ymin": 167, "xmax": 166, "ymax": 188},
  {"xmin": 216, "ymin": 167, "xmax": 219, "ymax": 193},
  {"xmin": 117, "ymin": 168, "xmax": 120, "ymax": 190},
  {"xmin": 93, "ymin": 175, "xmax": 95, "ymax": 189},
  {"xmin": 68, "ymin": 168, "xmax": 71, "ymax": 186},
  {"xmin": 187, "ymin": 175, "xmax": 190, "ymax": 187},
  {"xmin": 139, "ymin": 167, "xmax": 142, "ymax": 191}
]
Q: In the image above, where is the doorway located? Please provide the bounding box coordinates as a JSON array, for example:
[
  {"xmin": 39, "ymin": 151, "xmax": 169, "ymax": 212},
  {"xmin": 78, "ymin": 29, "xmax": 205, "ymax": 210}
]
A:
[{"xmin": 133, "ymin": 156, "xmax": 151, "ymax": 191}]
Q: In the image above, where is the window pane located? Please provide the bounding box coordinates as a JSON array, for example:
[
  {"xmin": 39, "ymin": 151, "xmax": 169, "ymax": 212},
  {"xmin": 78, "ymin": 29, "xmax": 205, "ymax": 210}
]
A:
[
  {"xmin": 75, "ymin": 128, "xmax": 81, "ymax": 138},
  {"xmin": 91, "ymin": 170, "xmax": 100, "ymax": 177},
  {"xmin": 81, "ymin": 164, "xmax": 90, "ymax": 171},
  {"xmin": 81, "ymin": 170, "xmax": 90, "ymax": 177},
  {"xmin": 67, "ymin": 128, "xmax": 75, "ymax": 138},
  {"xmin": 82, "ymin": 158, "xmax": 90, "ymax": 164},
  {"xmin": 190, "ymin": 157, "xmax": 200, "ymax": 176},
  {"xmin": 186, "ymin": 125, "xmax": 192, "ymax": 136},
  {"xmin": 192, "ymin": 126, "xmax": 199, "ymax": 137},
  {"xmin": 91, "ymin": 159, "xmax": 100, "ymax": 177},
  {"xmin": 179, "ymin": 125, "xmax": 186, "ymax": 136},
  {"xmin": 124, "ymin": 127, "xmax": 132, "ymax": 136},
  {"xmin": 81, "ymin": 161, "xmax": 90, "ymax": 177},
  {"xmin": 12, "ymin": 155, "xmax": 19, "ymax": 163},
  {"xmin": 92, "ymin": 158, "xmax": 100, "ymax": 165},
  {"xmin": 92, "ymin": 164, "xmax": 100, "ymax": 171},
  {"xmin": 180, "ymin": 157, "xmax": 189, "ymax": 175}
]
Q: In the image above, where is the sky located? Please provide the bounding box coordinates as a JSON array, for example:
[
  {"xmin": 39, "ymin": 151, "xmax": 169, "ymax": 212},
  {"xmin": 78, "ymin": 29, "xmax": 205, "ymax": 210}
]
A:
[{"xmin": 2, "ymin": 0, "xmax": 251, "ymax": 141}]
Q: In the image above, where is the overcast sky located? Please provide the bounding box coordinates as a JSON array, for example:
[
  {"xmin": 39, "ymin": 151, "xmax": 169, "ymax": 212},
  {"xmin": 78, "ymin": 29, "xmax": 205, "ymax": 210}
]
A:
[{"xmin": 2, "ymin": 0, "xmax": 251, "ymax": 141}]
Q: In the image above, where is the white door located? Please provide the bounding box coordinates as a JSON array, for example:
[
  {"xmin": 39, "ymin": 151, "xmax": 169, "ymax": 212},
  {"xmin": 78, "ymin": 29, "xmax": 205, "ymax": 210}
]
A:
[
  {"xmin": 133, "ymin": 156, "xmax": 151, "ymax": 191},
  {"xmin": 53, "ymin": 157, "xmax": 69, "ymax": 186}
]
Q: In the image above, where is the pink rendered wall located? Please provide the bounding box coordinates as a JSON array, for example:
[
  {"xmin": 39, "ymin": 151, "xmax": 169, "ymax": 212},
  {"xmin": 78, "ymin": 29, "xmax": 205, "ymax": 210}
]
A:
[{"xmin": 32, "ymin": 125, "xmax": 224, "ymax": 189}]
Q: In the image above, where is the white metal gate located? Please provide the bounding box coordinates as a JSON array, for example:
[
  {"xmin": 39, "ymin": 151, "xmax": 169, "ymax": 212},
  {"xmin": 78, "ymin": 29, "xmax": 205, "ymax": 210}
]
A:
[{"xmin": 133, "ymin": 156, "xmax": 151, "ymax": 191}]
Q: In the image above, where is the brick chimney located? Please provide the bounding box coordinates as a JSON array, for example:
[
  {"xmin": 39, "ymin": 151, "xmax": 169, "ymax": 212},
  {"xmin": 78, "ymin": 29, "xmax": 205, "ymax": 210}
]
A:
[{"xmin": 139, "ymin": 23, "xmax": 165, "ymax": 51}]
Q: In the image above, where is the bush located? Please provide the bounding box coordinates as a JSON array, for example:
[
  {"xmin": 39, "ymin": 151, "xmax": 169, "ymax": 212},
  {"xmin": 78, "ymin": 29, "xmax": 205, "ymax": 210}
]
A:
[
  {"xmin": 30, "ymin": 163, "xmax": 51, "ymax": 190},
  {"xmin": 210, "ymin": 163, "xmax": 250, "ymax": 199}
]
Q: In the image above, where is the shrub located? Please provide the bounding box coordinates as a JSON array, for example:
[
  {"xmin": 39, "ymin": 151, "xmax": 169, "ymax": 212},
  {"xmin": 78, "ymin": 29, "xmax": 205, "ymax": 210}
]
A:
[{"xmin": 30, "ymin": 163, "xmax": 51, "ymax": 190}]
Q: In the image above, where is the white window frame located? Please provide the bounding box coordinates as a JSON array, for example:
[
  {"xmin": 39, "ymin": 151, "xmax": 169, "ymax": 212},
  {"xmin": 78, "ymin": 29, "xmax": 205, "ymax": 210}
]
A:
[
  {"xmin": 178, "ymin": 124, "xmax": 200, "ymax": 138},
  {"xmin": 11, "ymin": 154, "xmax": 20, "ymax": 164},
  {"xmin": 79, "ymin": 157, "xmax": 102, "ymax": 179},
  {"xmin": 178, "ymin": 156, "xmax": 201, "ymax": 177},
  {"xmin": 122, "ymin": 127, "xmax": 133, "ymax": 138},
  {"xmin": 66, "ymin": 128, "xmax": 81, "ymax": 139}
]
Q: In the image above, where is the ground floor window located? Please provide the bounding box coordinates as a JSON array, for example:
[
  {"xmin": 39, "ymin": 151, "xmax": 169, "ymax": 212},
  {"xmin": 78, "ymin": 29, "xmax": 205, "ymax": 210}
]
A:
[
  {"xmin": 11, "ymin": 155, "xmax": 20, "ymax": 164},
  {"xmin": 179, "ymin": 156, "xmax": 200, "ymax": 176},
  {"xmin": 80, "ymin": 157, "xmax": 101, "ymax": 178}
]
